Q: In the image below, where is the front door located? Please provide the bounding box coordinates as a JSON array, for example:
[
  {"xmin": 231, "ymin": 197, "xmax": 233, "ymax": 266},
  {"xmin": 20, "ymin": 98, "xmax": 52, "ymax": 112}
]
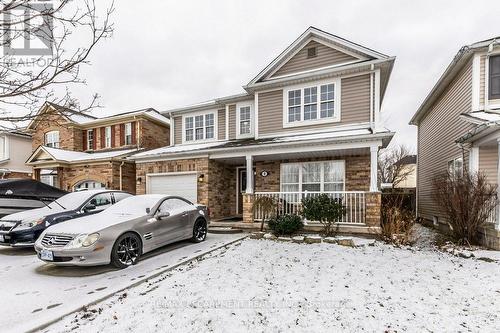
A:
[{"xmin": 237, "ymin": 168, "xmax": 255, "ymax": 215}]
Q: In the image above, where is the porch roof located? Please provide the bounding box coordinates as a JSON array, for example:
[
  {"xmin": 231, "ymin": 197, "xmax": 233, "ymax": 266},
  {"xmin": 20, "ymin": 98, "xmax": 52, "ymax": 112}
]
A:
[
  {"xmin": 131, "ymin": 128, "xmax": 394, "ymax": 161},
  {"xmin": 456, "ymin": 111, "xmax": 500, "ymax": 144},
  {"xmin": 26, "ymin": 146, "xmax": 140, "ymax": 166}
]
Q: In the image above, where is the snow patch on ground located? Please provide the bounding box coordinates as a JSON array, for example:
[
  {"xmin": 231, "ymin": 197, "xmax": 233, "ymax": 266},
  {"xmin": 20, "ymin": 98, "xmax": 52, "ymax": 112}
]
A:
[{"xmin": 43, "ymin": 239, "xmax": 500, "ymax": 333}]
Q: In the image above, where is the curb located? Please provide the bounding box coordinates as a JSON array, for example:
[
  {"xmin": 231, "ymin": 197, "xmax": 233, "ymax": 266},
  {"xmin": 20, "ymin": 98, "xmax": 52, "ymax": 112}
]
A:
[{"xmin": 26, "ymin": 234, "xmax": 248, "ymax": 333}]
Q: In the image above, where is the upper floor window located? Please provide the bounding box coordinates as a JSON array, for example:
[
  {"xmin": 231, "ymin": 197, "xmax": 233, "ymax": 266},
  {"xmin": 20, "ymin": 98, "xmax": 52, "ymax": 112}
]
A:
[
  {"xmin": 489, "ymin": 55, "xmax": 500, "ymax": 100},
  {"xmin": 87, "ymin": 130, "xmax": 94, "ymax": 150},
  {"xmin": 184, "ymin": 113, "xmax": 215, "ymax": 142},
  {"xmin": 45, "ymin": 131, "xmax": 59, "ymax": 148},
  {"xmin": 448, "ymin": 157, "xmax": 463, "ymax": 180},
  {"xmin": 284, "ymin": 79, "xmax": 340, "ymax": 127},
  {"xmin": 237, "ymin": 103, "xmax": 254, "ymax": 138},
  {"xmin": 105, "ymin": 126, "xmax": 112, "ymax": 148},
  {"xmin": 125, "ymin": 123, "xmax": 132, "ymax": 145}
]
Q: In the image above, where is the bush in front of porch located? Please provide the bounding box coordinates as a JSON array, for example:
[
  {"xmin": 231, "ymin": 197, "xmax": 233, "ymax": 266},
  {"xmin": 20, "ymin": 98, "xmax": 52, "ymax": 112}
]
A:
[
  {"xmin": 267, "ymin": 215, "xmax": 304, "ymax": 236},
  {"xmin": 301, "ymin": 193, "xmax": 345, "ymax": 237}
]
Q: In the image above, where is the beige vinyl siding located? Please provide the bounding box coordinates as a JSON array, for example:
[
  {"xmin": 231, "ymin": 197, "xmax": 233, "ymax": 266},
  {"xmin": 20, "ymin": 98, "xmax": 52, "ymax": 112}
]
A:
[
  {"xmin": 173, "ymin": 116, "xmax": 182, "ymax": 145},
  {"xmin": 258, "ymin": 74, "xmax": 371, "ymax": 136},
  {"xmin": 480, "ymin": 55, "xmax": 486, "ymax": 106},
  {"xmin": 417, "ymin": 60, "xmax": 474, "ymax": 223},
  {"xmin": 228, "ymin": 105, "xmax": 236, "ymax": 140},
  {"xmin": 217, "ymin": 109, "xmax": 226, "ymax": 140},
  {"xmin": 479, "ymin": 145, "xmax": 498, "ymax": 185},
  {"xmin": 272, "ymin": 41, "xmax": 357, "ymax": 78}
]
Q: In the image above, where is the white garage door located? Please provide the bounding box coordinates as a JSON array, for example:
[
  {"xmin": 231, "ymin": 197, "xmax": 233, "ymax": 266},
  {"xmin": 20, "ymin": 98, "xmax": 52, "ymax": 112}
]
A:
[{"xmin": 147, "ymin": 173, "xmax": 198, "ymax": 203}]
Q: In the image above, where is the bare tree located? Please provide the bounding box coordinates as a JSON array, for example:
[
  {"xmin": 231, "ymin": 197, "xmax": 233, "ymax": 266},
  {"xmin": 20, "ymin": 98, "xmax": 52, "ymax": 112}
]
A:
[
  {"xmin": 0, "ymin": 0, "xmax": 114, "ymax": 128},
  {"xmin": 378, "ymin": 145, "xmax": 415, "ymax": 188}
]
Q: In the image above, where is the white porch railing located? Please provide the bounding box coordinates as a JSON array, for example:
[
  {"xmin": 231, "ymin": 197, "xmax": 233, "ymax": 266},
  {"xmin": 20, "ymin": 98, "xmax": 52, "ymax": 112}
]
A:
[
  {"xmin": 486, "ymin": 199, "xmax": 499, "ymax": 227},
  {"xmin": 253, "ymin": 191, "xmax": 366, "ymax": 224}
]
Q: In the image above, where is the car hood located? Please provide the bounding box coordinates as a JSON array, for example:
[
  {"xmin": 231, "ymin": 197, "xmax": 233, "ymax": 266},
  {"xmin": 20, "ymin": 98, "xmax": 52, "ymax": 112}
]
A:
[
  {"xmin": 46, "ymin": 211, "xmax": 145, "ymax": 235},
  {"xmin": 0, "ymin": 206, "xmax": 64, "ymax": 222}
]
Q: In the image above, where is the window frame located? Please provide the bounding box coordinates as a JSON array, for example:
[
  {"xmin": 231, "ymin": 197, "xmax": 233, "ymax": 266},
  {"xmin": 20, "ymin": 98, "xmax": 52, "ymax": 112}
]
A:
[
  {"xmin": 0, "ymin": 135, "xmax": 8, "ymax": 160},
  {"xmin": 86, "ymin": 130, "xmax": 94, "ymax": 151},
  {"xmin": 447, "ymin": 156, "xmax": 463, "ymax": 180},
  {"xmin": 236, "ymin": 101, "xmax": 254, "ymax": 139},
  {"xmin": 282, "ymin": 78, "xmax": 341, "ymax": 128},
  {"xmin": 124, "ymin": 123, "xmax": 133, "ymax": 145},
  {"xmin": 182, "ymin": 110, "xmax": 218, "ymax": 144},
  {"xmin": 489, "ymin": 54, "xmax": 500, "ymax": 100},
  {"xmin": 280, "ymin": 160, "xmax": 345, "ymax": 193},
  {"xmin": 45, "ymin": 130, "xmax": 60, "ymax": 148},
  {"xmin": 104, "ymin": 126, "xmax": 112, "ymax": 148}
]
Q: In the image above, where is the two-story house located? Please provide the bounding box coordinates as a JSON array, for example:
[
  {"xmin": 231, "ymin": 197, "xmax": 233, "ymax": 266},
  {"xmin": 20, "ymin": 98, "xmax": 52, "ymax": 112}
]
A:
[
  {"xmin": 131, "ymin": 27, "xmax": 395, "ymax": 234},
  {"xmin": 0, "ymin": 130, "xmax": 32, "ymax": 179},
  {"xmin": 25, "ymin": 102, "xmax": 170, "ymax": 193},
  {"xmin": 410, "ymin": 36, "xmax": 500, "ymax": 249}
]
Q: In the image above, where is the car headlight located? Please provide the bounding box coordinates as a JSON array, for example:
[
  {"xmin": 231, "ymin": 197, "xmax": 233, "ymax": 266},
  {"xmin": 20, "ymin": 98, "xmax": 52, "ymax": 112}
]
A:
[
  {"xmin": 15, "ymin": 218, "xmax": 45, "ymax": 230},
  {"xmin": 67, "ymin": 233, "xmax": 100, "ymax": 248}
]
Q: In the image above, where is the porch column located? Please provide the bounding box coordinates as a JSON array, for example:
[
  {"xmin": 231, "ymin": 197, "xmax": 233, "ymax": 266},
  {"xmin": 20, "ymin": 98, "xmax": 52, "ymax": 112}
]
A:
[
  {"xmin": 246, "ymin": 155, "xmax": 254, "ymax": 194},
  {"xmin": 469, "ymin": 146, "xmax": 479, "ymax": 174},
  {"xmin": 370, "ymin": 146, "xmax": 378, "ymax": 192},
  {"xmin": 497, "ymin": 140, "xmax": 500, "ymax": 229}
]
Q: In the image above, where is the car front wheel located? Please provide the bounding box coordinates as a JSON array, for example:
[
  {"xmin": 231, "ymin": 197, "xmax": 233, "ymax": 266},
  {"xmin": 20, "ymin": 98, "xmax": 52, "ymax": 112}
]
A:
[
  {"xmin": 192, "ymin": 219, "xmax": 207, "ymax": 243},
  {"xmin": 111, "ymin": 233, "xmax": 142, "ymax": 269}
]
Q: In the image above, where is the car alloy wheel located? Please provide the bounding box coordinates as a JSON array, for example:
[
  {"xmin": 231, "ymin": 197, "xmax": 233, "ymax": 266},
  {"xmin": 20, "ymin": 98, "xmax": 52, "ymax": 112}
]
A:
[
  {"xmin": 116, "ymin": 236, "xmax": 140, "ymax": 266},
  {"xmin": 193, "ymin": 220, "xmax": 207, "ymax": 242}
]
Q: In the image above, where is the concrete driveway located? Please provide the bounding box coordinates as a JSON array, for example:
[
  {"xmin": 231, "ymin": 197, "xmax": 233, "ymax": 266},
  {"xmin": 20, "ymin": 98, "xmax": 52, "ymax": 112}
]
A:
[{"xmin": 0, "ymin": 233, "xmax": 246, "ymax": 333}]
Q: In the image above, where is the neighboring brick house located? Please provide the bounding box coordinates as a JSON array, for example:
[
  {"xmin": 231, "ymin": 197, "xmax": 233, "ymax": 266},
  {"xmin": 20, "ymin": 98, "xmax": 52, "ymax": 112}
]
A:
[
  {"xmin": 25, "ymin": 102, "xmax": 170, "ymax": 193},
  {"xmin": 410, "ymin": 37, "xmax": 500, "ymax": 249},
  {"xmin": 0, "ymin": 130, "xmax": 32, "ymax": 179},
  {"xmin": 131, "ymin": 27, "xmax": 395, "ymax": 234}
]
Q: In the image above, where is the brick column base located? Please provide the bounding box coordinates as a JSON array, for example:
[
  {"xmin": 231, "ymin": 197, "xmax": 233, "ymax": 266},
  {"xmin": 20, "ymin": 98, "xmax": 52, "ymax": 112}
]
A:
[
  {"xmin": 242, "ymin": 193, "xmax": 254, "ymax": 223},
  {"xmin": 365, "ymin": 192, "xmax": 381, "ymax": 227}
]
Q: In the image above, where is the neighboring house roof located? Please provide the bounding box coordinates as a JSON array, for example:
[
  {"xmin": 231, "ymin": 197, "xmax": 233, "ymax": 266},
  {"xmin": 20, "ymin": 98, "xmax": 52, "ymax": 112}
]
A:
[
  {"xmin": 395, "ymin": 155, "xmax": 417, "ymax": 166},
  {"xmin": 162, "ymin": 93, "xmax": 252, "ymax": 116},
  {"xmin": 0, "ymin": 129, "xmax": 32, "ymax": 139},
  {"xmin": 131, "ymin": 129, "xmax": 394, "ymax": 160},
  {"xmin": 26, "ymin": 146, "xmax": 139, "ymax": 165},
  {"xmin": 410, "ymin": 36, "xmax": 500, "ymax": 125},
  {"xmin": 27, "ymin": 102, "xmax": 170, "ymax": 130}
]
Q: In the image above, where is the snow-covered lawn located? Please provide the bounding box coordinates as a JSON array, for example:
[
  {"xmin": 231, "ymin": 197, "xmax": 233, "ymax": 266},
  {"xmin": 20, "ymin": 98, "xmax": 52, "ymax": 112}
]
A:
[{"xmin": 43, "ymin": 238, "xmax": 500, "ymax": 333}]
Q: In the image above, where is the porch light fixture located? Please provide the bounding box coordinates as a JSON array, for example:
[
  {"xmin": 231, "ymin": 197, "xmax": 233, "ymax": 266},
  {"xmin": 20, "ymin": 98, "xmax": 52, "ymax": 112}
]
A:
[
  {"xmin": 198, "ymin": 174, "xmax": 205, "ymax": 183},
  {"xmin": 136, "ymin": 177, "xmax": 142, "ymax": 185}
]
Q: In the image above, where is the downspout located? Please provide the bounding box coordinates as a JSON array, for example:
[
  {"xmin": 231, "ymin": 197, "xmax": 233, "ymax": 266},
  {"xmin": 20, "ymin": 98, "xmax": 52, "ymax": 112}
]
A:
[{"xmin": 119, "ymin": 161, "xmax": 124, "ymax": 190}]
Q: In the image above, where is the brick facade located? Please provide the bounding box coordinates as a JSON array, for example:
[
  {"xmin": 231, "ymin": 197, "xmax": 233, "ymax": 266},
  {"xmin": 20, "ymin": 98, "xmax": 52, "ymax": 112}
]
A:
[{"xmin": 31, "ymin": 112, "xmax": 83, "ymax": 151}]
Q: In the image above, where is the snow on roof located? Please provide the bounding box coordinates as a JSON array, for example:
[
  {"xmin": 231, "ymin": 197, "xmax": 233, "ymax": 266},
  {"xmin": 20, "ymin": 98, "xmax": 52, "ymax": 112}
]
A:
[
  {"xmin": 42, "ymin": 147, "xmax": 138, "ymax": 163},
  {"xmin": 461, "ymin": 111, "xmax": 500, "ymax": 123},
  {"xmin": 132, "ymin": 141, "xmax": 228, "ymax": 158},
  {"xmin": 77, "ymin": 108, "xmax": 170, "ymax": 126}
]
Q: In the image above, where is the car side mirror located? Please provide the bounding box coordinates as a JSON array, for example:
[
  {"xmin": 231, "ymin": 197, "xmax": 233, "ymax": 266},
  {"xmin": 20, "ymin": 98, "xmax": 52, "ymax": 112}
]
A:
[
  {"xmin": 84, "ymin": 204, "xmax": 96, "ymax": 212},
  {"xmin": 155, "ymin": 211, "xmax": 170, "ymax": 220}
]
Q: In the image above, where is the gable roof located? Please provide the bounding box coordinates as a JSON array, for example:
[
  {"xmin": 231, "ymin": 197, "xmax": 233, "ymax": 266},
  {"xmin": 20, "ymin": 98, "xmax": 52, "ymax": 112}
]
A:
[
  {"xmin": 246, "ymin": 26, "xmax": 390, "ymax": 87},
  {"xmin": 410, "ymin": 36, "xmax": 500, "ymax": 125},
  {"xmin": 26, "ymin": 146, "xmax": 139, "ymax": 165}
]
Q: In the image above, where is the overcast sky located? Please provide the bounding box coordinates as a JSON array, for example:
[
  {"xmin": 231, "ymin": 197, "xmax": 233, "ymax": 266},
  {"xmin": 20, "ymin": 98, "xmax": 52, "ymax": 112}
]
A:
[{"xmin": 66, "ymin": 0, "xmax": 500, "ymax": 150}]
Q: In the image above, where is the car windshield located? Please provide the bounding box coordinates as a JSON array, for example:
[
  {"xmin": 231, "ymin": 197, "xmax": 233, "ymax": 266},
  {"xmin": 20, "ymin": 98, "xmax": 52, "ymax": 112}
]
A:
[
  {"xmin": 47, "ymin": 191, "xmax": 97, "ymax": 210},
  {"xmin": 104, "ymin": 196, "xmax": 162, "ymax": 215}
]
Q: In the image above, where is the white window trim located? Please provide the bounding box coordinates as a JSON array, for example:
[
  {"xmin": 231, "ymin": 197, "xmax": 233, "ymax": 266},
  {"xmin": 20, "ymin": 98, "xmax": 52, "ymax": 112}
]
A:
[
  {"xmin": 236, "ymin": 101, "xmax": 254, "ymax": 139},
  {"xmin": 125, "ymin": 123, "xmax": 133, "ymax": 145},
  {"xmin": 45, "ymin": 130, "xmax": 60, "ymax": 148},
  {"xmin": 280, "ymin": 160, "xmax": 345, "ymax": 192},
  {"xmin": 448, "ymin": 156, "xmax": 463, "ymax": 180},
  {"xmin": 181, "ymin": 110, "xmax": 218, "ymax": 144},
  {"xmin": 0, "ymin": 136, "xmax": 9, "ymax": 161},
  {"xmin": 87, "ymin": 130, "xmax": 94, "ymax": 150},
  {"xmin": 105, "ymin": 126, "xmax": 112, "ymax": 148},
  {"xmin": 282, "ymin": 77, "xmax": 341, "ymax": 128}
]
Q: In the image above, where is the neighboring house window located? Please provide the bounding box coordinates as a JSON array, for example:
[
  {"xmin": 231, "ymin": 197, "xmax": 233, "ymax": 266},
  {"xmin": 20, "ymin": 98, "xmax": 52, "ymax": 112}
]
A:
[
  {"xmin": 184, "ymin": 113, "xmax": 215, "ymax": 142},
  {"xmin": 87, "ymin": 130, "xmax": 94, "ymax": 150},
  {"xmin": 125, "ymin": 123, "xmax": 132, "ymax": 145},
  {"xmin": 105, "ymin": 126, "xmax": 112, "ymax": 148},
  {"xmin": 281, "ymin": 161, "xmax": 345, "ymax": 192},
  {"xmin": 448, "ymin": 157, "xmax": 463, "ymax": 179},
  {"xmin": 0, "ymin": 136, "xmax": 6, "ymax": 159},
  {"xmin": 489, "ymin": 55, "xmax": 500, "ymax": 100},
  {"xmin": 45, "ymin": 131, "xmax": 59, "ymax": 148},
  {"xmin": 285, "ymin": 80, "xmax": 340, "ymax": 126}
]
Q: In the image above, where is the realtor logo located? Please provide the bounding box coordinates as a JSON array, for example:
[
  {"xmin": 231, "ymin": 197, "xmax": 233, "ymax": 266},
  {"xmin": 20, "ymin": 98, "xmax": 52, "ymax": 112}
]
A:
[{"xmin": 2, "ymin": 1, "xmax": 54, "ymax": 56}]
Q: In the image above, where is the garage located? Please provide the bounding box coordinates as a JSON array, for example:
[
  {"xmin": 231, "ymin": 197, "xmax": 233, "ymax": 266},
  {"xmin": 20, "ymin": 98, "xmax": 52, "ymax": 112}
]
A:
[{"xmin": 146, "ymin": 172, "xmax": 198, "ymax": 203}]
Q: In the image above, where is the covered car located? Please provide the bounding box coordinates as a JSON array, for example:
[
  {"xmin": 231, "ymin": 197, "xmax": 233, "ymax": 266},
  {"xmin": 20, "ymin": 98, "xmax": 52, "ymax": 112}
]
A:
[
  {"xmin": 34, "ymin": 194, "xmax": 209, "ymax": 268},
  {"xmin": 0, "ymin": 189, "xmax": 131, "ymax": 247}
]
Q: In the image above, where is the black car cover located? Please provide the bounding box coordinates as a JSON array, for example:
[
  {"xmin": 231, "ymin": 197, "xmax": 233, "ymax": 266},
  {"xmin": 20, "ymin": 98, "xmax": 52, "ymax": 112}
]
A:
[{"xmin": 0, "ymin": 179, "xmax": 67, "ymax": 200}]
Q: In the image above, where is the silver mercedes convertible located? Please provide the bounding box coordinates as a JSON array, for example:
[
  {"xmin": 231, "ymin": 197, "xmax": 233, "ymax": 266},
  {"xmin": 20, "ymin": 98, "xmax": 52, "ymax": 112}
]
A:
[{"xmin": 34, "ymin": 194, "xmax": 209, "ymax": 268}]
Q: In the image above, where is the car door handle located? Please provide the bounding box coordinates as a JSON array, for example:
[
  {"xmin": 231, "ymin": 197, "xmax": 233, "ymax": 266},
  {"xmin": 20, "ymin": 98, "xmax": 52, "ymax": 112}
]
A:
[{"xmin": 181, "ymin": 213, "xmax": 189, "ymax": 217}]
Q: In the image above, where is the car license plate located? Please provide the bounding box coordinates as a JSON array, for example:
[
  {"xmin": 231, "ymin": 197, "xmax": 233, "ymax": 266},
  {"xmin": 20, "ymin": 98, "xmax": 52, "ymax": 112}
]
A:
[
  {"xmin": 40, "ymin": 249, "xmax": 54, "ymax": 261},
  {"xmin": 0, "ymin": 234, "xmax": 4, "ymax": 242}
]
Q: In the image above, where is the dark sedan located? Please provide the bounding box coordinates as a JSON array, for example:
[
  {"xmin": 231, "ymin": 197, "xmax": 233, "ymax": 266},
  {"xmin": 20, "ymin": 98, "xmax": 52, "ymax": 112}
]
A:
[{"xmin": 0, "ymin": 189, "xmax": 131, "ymax": 247}]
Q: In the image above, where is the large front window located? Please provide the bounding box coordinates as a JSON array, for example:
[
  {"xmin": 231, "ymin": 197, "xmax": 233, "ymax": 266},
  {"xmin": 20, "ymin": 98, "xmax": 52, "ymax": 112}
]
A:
[
  {"xmin": 281, "ymin": 161, "xmax": 345, "ymax": 192},
  {"xmin": 45, "ymin": 131, "xmax": 59, "ymax": 148},
  {"xmin": 184, "ymin": 113, "xmax": 215, "ymax": 142},
  {"xmin": 285, "ymin": 80, "xmax": 340, "ymax": 126}
]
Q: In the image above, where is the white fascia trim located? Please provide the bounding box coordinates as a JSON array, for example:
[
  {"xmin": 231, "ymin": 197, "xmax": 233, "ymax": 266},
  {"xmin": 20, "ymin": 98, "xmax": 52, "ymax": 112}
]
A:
[
  {"xmin": 268, "ymin": 59, "xmax": 362, "ymax": 82},
  {"xmin": 146, "ymin": 171, "xmax": 198, "ymax": 177},
  {"xmin": 235, "ymin": 101, "xmax": 255, "ymax": 139},
  {"xmin": 169, "ymin": 112, "xmax": 174, "ymax": 146},
  {"xmin": 373, "ymin": 69, "xmax": 381, "ymax": 132},
  {"xmin": 257, "ymin": 122, "xmax": 371, "ymax": 140},
  {"xmin": 181, "ymin": 109, "xmax": 219, "ymax": 144},
  {"xmin": 472, "ymin": 53, "xmax": 481, "ymax": 111},
  {"xmin": 254, "ymin": 93, "xmax": 259, "ymax": 139},
  {"xmin": 137, "ymin": 154, "xmax": 210, "ymax": 164},
  {"xmin": 282, "ymin": 77, "xmax": 341, "ymax": 129}
]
